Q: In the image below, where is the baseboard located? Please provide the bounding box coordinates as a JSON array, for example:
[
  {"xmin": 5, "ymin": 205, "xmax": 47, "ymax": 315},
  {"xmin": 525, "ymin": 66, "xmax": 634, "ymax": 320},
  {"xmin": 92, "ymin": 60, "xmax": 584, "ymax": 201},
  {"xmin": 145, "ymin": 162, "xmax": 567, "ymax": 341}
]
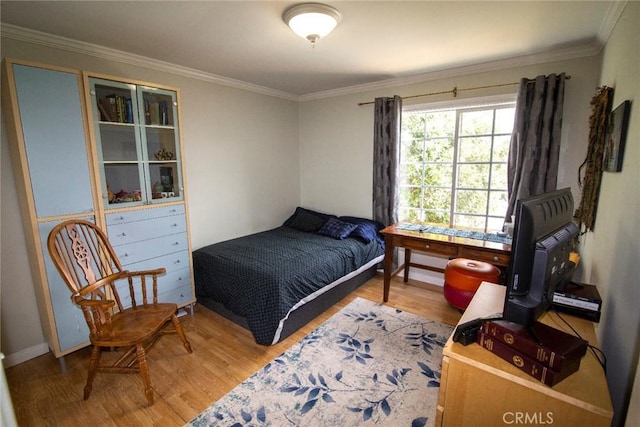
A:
[
  {"xmin": 2, "ymin": 343, "xmax": 49, "ymax": 368},
  {"xmin": 408, "ymin": 269, "xmax": 444, "ymax": 287}
]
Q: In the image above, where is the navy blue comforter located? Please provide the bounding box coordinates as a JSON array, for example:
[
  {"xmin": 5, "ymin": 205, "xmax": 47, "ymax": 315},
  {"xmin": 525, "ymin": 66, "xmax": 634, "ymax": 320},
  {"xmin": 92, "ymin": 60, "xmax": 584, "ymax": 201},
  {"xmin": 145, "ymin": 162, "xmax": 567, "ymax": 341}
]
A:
[{"xmin": 193, "ymin": 226, "xmax": 384, "ymax": 344}]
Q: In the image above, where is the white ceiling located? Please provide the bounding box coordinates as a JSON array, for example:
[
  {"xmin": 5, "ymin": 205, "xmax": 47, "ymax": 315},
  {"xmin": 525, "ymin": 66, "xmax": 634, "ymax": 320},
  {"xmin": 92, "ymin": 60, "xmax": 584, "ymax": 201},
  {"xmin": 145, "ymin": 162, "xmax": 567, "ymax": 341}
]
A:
[{"xmin": 0, "ymin": 1, "xmax": 622, "ymax": 99}]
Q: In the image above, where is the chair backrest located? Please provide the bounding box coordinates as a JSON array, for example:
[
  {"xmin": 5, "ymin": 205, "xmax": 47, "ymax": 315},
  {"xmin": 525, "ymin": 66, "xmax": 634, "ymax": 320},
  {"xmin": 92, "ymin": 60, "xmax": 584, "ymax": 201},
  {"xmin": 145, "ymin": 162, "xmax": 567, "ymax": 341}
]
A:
[{"xmin": 47, "ymin": 219, "xmax": 126, "ymax": 310}]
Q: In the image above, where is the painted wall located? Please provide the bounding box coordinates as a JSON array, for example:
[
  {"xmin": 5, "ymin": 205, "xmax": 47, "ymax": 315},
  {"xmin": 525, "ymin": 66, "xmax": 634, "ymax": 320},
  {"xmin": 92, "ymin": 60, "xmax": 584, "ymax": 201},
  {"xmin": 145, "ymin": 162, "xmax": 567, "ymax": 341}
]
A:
[
  {"xmin": 299, "ymin": 57, "xmax": 602, "ymax": 284},
  {"xmin": 583, "ymin": 3, "xmax": 639, "ymax": 426},
  {"xmin": 1, "ymin": 37, "xmax": 300, "ymax": 364}
]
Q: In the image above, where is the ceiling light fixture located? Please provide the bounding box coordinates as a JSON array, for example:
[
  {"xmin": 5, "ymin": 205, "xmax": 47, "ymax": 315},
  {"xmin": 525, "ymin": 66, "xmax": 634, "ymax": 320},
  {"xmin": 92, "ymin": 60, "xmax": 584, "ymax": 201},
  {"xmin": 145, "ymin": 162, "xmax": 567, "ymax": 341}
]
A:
[{"xmin": 283, "ymin": 3, "xmax": 342, "ymax": 46}]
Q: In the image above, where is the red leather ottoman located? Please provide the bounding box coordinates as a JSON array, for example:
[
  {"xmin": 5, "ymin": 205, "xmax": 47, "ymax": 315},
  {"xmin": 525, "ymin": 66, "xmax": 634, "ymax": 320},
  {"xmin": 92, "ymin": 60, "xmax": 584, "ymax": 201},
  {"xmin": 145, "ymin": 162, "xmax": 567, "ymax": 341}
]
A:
[{"xmin": 444, "ymin": 258, "xmax": 501, "ymax": 310}]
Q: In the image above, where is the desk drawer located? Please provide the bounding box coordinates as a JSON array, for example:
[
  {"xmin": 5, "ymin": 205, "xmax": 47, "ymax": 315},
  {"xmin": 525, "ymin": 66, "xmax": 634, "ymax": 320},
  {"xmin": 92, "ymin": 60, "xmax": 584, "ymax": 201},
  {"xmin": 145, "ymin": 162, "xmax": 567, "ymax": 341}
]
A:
[
  {"xmin": 400, "ymin": 238, "xmax": 458, "ymax": 257},
  {"xmin": 459, "ymin": 247, "xmax": 509, "ymax": 266}
]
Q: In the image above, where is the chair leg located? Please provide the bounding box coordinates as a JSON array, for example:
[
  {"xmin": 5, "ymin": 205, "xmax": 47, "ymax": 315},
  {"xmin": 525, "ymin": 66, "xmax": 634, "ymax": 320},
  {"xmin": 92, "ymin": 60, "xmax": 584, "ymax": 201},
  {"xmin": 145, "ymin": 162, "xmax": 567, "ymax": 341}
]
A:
[
  {"xmin": 135, "ymin": 343, "xmax": 154, "ymax": 405},
  {"xmin": 84, "ymin": 345, "xmax": 101, "ymax": 400},
  {"xmin": 171, "ymin": 314, "xmax": 193, "ymax": 353}
]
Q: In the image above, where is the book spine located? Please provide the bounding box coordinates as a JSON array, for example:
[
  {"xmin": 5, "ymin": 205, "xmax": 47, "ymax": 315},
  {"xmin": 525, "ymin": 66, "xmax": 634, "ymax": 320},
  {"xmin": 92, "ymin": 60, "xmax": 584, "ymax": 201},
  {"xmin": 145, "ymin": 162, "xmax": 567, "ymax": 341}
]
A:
[
  {"xmin": 481, "ymin": 322, "xmax": 563, "ymax": 370},
  {"xmin": 477, "ymin": 332, "xmax": 562, "ymax": 387},
  {"xmin": 99, "ymin": 98, "xmax": 117, "ymax": 122}
]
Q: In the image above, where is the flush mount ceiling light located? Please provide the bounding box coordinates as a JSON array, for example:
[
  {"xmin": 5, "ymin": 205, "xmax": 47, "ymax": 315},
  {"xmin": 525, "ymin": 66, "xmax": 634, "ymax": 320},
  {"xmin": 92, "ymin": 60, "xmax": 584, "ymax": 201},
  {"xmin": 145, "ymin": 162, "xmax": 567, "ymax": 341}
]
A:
[{"xmin": 283, "ymin": 3, "xmax": 342, "ymax": 46}]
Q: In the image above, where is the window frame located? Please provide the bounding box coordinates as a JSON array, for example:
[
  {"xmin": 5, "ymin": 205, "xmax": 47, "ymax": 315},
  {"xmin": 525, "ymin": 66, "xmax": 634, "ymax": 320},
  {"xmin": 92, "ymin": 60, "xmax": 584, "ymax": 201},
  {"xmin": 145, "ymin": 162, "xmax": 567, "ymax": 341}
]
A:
[{"xmin": 399, "ymin": 94, "xmax": 517, "ymax": 232}]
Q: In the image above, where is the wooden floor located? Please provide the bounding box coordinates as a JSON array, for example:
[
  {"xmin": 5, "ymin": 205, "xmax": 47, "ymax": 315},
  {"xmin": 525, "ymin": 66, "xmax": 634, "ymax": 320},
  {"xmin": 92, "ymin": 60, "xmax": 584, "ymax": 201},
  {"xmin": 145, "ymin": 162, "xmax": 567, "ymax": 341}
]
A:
[{"xmin": 6, "ymin": 275, "xmax": 461, "ymax": 426}]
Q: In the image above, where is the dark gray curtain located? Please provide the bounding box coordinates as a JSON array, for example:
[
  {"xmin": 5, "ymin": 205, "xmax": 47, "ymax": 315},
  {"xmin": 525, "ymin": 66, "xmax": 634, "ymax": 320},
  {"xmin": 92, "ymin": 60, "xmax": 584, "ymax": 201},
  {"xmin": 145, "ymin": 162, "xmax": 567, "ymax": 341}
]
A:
[
  {"xmin": 372, "ymin": 95, "xmax": 402, "ymax": 226},
  {"xmin": 505, "ymin": 73, "xmax": 566, "ymax": 220}
]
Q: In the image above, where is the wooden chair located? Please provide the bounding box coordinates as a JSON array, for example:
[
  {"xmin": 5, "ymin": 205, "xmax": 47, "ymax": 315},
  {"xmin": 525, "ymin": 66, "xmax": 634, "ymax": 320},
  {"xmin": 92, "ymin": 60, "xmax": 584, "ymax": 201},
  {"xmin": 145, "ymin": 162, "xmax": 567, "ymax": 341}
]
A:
[{"xmin": 47, "ymin": 219, "xmax": 192, "ymax": 405}]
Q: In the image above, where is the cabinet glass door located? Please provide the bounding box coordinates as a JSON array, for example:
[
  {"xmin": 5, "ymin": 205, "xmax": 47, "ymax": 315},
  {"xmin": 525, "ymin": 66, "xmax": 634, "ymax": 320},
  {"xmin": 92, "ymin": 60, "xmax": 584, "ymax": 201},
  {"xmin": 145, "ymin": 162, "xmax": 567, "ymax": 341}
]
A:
[
  {"xmin": 138, "ymin": 86, "xmax": 183, "ymax": 203},
  {"xmin": 89, "ymin": 79, "xmax": 146, "ymax": 208}
]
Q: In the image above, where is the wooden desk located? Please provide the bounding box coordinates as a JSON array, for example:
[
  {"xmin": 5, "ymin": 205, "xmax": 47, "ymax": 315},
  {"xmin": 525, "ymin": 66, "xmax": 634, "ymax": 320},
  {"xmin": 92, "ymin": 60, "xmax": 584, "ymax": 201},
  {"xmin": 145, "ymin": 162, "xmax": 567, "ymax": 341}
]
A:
[
  {"xmin": 380, "ymin": 224, "xmax": 511, "ymax": 302},
  {"xmin": 436, "ymin": 282, "xmax": 613, "ymax": 426}
]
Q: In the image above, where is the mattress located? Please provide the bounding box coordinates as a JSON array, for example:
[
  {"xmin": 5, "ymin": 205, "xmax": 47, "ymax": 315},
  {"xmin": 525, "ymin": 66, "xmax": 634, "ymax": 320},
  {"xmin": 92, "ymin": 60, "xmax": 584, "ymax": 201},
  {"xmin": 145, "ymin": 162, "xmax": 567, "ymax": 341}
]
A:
[{"xmin": 193, "ymin": 226, "xmax": 385, "ymax": 344}]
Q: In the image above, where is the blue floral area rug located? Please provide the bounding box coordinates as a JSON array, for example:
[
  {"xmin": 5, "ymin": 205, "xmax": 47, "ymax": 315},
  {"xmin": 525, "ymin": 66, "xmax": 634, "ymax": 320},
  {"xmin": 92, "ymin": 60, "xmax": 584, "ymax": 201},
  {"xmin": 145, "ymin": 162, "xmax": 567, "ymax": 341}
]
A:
[{"xmin": 186, "ymin": 297, "xmax": 454, "ymax": 427}]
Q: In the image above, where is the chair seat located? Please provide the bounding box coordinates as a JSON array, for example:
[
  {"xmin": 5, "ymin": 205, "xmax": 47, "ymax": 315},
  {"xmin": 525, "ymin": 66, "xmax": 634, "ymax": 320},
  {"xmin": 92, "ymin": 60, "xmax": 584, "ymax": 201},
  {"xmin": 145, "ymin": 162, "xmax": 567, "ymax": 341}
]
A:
[{"xmin": 92, "ymin": 302, "xmax": 178, "ymax": 347}]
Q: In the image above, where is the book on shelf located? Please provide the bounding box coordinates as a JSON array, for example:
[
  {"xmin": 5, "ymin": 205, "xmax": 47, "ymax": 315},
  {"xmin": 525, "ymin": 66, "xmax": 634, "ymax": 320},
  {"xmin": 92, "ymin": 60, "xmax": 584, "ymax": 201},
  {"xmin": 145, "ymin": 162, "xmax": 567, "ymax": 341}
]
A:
[
  {"xmin": 149, "ymin": 102, "xmax": 160, "ymax": 125},
  {"xmin": 144, "ymin": 98, "xmax": 152, "ymax": 125},
  {"xmin": 160, "ymin": 100, "xmax": 168, "ymax": 125},
  {"xmin": 99, "ymin": 97, "xmax": 117, "ymax": 122},
  {"xmin": 481, "ymin": 320, "xmax": 588, "ymax": 371},
  {"xmin": 104, "ymin": 95, "xmax": 133, "ymax": 124},
  {"xmin": 477, "ymin": 331, "xmax": 582, "ymax": 386},
  {"xmin": 553, "ymin": 282, "xmax": 602, "ymax": 312}
]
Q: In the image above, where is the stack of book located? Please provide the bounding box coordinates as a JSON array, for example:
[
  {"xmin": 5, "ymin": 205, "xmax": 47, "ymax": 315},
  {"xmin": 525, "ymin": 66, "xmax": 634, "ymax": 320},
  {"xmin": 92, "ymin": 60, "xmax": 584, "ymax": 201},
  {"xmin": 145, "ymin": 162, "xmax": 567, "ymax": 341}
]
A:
[
  {"xmin": 99, "ymin": 95, "xmax": 133, "ymax": 123},
  {"xmin": 552, "ymin": 282, "xmax": 602, "ymax": 322},
  {"xmin": 476, "ymin": 319, "xmax": 588, "ymax": 386}
]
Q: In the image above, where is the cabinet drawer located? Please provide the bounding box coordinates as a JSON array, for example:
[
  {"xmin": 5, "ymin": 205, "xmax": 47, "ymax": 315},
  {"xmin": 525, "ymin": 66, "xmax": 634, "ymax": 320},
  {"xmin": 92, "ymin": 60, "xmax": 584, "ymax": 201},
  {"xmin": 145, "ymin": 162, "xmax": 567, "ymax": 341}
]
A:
[
  {"xmin": 158, "ymin": 283, "xmax": 194, "ymax": 307},
  {"xmin": 401, "ymin": 238, "xmax": 458, "ymax": 257},
  {"xmin": 108, "ymin": 214, "xmax": 187, "ymax": 247},
  {"xmin": 124, "ymin": 250, "xmax": 190, "ymax": 274},
  {"xmin": 459, "ymin": 247, "xmax": 509, "ymax": 266},
  {"xmin": 106, "ymin": 204, "xmax": 185, "ymax": 225},
  {"xmin": 115, "ymin": 233, "xmax": 188, "ymax": 266}
]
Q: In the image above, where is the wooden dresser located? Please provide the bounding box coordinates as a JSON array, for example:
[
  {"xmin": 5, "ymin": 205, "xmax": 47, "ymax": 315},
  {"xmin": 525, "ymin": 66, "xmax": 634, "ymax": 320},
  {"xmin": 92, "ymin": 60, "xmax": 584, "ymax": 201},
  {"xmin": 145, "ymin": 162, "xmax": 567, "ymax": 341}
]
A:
[{"xmin": 436, "ymin": 282, "xmax": 613, "ymax": 426}]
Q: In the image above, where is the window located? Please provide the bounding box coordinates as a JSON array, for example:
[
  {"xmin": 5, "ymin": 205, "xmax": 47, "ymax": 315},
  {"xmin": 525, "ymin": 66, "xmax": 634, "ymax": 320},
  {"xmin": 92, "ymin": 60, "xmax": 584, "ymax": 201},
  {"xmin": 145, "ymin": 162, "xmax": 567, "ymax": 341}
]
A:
[{"xmin": 399, "ymin": 98, "xmax": 516, "ymax": 232}]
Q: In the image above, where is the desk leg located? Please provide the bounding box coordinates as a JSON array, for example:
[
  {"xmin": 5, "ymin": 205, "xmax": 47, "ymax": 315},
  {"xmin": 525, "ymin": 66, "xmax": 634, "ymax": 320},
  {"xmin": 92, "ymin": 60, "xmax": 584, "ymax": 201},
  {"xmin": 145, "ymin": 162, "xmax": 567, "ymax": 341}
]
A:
[
  {"xmin": 404, "ymin": 248, "xmax": 411, "ymax": 283},
  {"xmin": 383, "ymin": 237, "xmax": 393, "ymax": 302}
]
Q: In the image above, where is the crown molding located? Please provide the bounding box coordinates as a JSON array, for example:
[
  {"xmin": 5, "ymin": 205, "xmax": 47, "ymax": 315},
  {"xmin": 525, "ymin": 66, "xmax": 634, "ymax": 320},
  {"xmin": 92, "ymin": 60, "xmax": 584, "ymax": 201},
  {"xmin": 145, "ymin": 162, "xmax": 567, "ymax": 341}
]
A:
[
  {"xmin": 597, "ymin": 0, "xmax": 628, "ymax": 44},
  {"xmin": 298, "ymin": 41, "xmax": 603, "ymax": 102},
  {"xmin": 0, "ymin": 24, "xmax": 300, "ymax": 102},
  {"xmin": 2, "ymin": 22, "xmax": 604, "ymax": 104}
]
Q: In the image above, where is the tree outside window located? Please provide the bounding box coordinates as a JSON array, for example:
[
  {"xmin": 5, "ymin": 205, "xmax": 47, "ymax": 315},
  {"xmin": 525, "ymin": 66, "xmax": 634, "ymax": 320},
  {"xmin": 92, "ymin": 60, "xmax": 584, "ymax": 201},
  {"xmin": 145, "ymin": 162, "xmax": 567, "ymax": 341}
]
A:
[{"xmin": 399, "ymin": 102, "xmax": 515, "ymax": 233}]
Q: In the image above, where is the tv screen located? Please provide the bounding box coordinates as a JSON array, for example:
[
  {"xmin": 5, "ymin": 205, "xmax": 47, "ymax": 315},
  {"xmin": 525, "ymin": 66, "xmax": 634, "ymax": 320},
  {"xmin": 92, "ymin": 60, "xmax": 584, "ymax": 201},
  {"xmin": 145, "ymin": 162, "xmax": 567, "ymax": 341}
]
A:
[{"xmin": 503, "ymin": 188, "xmax": 579, "ymax": 327}]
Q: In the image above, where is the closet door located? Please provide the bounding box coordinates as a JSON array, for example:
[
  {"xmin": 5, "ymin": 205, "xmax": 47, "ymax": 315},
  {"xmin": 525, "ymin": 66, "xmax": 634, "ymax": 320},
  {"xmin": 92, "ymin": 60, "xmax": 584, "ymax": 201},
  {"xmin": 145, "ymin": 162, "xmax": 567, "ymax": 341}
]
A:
[
  {"xmin": 5, "ymin": 61, "xmax": 96, "ymax": 357},
  {"xmin": 12, "ymin": 64, "xmax": 94, "ymax": 217}
]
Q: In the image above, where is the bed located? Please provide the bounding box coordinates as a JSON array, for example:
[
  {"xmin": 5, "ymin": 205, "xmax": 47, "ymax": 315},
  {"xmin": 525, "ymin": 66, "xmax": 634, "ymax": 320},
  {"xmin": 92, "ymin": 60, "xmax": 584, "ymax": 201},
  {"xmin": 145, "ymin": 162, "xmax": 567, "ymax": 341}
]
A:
[{"xmin": 192, "ymin": 207, "xmax": 385, "ymax": 345}]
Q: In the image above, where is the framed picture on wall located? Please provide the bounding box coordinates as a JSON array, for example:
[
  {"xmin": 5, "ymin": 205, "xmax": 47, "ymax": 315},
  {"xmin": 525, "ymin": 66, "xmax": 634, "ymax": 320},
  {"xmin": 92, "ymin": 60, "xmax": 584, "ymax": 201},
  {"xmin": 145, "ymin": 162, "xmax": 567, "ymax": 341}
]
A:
[{"xmin": 604, "ymin": 100, "xmax": 631, "ymax": 172}]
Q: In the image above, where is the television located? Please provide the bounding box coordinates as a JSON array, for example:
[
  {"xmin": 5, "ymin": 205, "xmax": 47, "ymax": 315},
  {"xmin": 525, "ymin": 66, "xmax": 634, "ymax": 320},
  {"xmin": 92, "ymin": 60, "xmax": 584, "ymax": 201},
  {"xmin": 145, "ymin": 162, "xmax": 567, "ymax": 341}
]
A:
[{"xmin": 502, "ymin": 188, "xmax": 579, "ymax": 328}]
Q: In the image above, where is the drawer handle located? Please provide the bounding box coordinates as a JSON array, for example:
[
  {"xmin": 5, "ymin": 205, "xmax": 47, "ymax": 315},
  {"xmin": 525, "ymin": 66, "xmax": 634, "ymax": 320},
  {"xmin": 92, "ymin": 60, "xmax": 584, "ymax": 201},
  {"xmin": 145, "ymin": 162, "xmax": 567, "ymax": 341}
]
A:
[
  {"xmin": 173, "ymin": 242, "xmax": 180, "ymax": 246},
  {"xmin": 171, "ymin": 223, "xmax": 178, "ymax": 227},
  {"xmin": 120, "ymin": 232, "xmax": 126, "ymax": 237},
  {"xmin": 123, "ymin": 253, "xmax": 129, "ymax": 258},
  {"xmin": 425, "ymin": 244, "xmax": 430, "ymax": 249},
  {"xmin": 178, "ymin": 276, "xmax": 183, "ymax": 281},
  {"xmin": 493, "ymin": 256, "xmax": 499, "ymax": 261}
]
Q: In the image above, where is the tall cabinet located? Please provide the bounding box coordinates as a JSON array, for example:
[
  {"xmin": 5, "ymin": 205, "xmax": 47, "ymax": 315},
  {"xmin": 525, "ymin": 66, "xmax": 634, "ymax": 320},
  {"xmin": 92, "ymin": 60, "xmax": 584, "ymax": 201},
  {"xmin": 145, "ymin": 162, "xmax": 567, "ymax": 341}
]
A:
[
  {"xmin": 84, "ymin": 73, "xmax": 194, "ymax": 309},
  {"xmin": 2, "ymin": 59, "xmax": 195, "ymax": 359}
]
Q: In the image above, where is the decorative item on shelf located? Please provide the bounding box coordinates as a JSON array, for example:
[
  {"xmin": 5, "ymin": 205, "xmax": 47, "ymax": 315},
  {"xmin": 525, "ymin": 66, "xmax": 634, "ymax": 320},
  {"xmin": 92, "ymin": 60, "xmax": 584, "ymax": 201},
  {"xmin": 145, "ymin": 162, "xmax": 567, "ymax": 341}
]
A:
[
  {"xmin": 107, "ymin": 182, "xmax": 115, "ymax": 203},
  {"xmin": 111, "ymin": 189, "xmax": 141, "ymax": 203},
  {"xmin": 152, "ymin": 181, "xmax": 164, "ymax": 199},
  {"xmin": 155, "ymin": 149, "xmax": 174, "ymax": 160},
  {"xmin": 115, "ymin": 189, "xmax": 133, "ymax": 203},
  {"xmin": 160, "ymin": 166, "xmax": 174, "ymax": 192}
]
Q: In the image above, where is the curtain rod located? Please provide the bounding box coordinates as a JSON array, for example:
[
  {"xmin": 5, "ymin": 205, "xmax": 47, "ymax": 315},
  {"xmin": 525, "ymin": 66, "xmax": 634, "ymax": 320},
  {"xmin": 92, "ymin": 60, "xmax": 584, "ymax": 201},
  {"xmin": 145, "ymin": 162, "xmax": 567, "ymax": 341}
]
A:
[{"xmin": 357, "ymin": 75, "xmax": 571, "ymax": 106}]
